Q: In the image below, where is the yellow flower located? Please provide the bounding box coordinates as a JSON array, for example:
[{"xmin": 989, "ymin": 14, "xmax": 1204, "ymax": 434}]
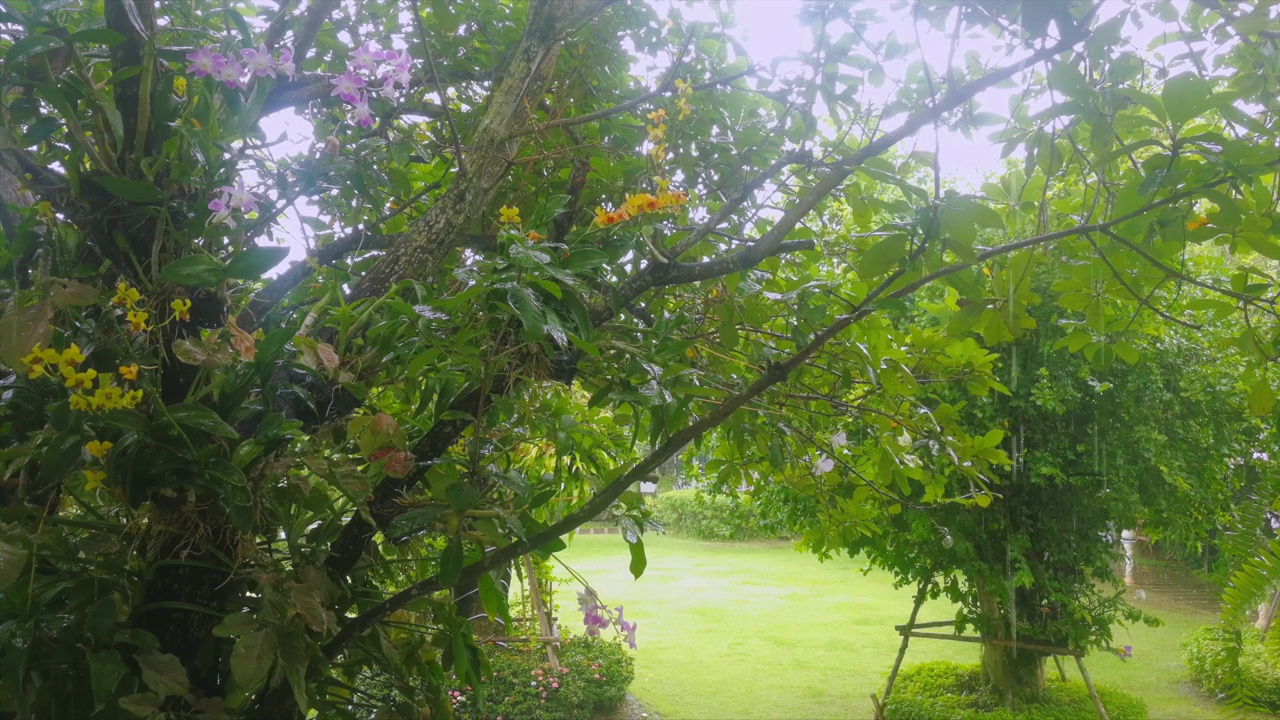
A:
[
  {"xmin": 675, "ymin": 78, "xmax": 692, "ymax": 95},
  {"xmin": 526, "ymin": 230, "xmax": 545, "ymax": 242},
  {"xmin": 94, "ymin": 386, "xmax": 125, "ymax": 410},
  {"xmin": 85, "ymin": 440, "xmax": 113, "ymax": 460},
  {"xmin": 119, "ymin": 364, "xmax": 140, "ymax": 381},
  {"xmin": 498, "ymin": 205, "xmax": 522, "ymax": 224},
  {"xmin": 35, "ymin": 201, "xmax": 55, "ymax": 222},
  {"xmin": 62, "ymin": 365, "xmax": 97, "ymax": 390},
  {"xmin": 685, "ymin": 347, "xmax": 697, "ymax": 359},
  {"xmin": 60, "ymin": 343, "xmax": 85, "ymax": 367},
  {"xmin": 676, "ymin": 97, "xmax": 692, "ymax": 121},
  {"xmin": 112, "ymin": 281, "xmax": 142, "ymax": 308},
  {"xmin": 654, "ymin": 176, "xmax": 671, "ymax": 192},
  {"xmin": 646, "ymin": 108, "xmax": 667, "ymax": 122},
  {"xmin": 127, "ymin": 310, "xmax": 149, "ymax": 333},
  {"xmin": 40, "ymin": 347, "xmax": 61, "ymax": 365},
  {"xmin": 173, "ymin": 75, "xmax": 187, "ymax": 98},
  {"xmin": 647, "ymin": 123, "xmax": 666, "ymax": 142},
  {"xmin": 170, "ymin": 297, "xmax": 192, "ymax": 322},
  {"xmin": 83, "ymin": 469, "xmax": 107, "ymax": 491},
  {"xmin": 21, "ymin": 344, "xmax": 48, "ymax": 378},
  {"xmin": 123, "ymin": 389, "xmax": 144, "ymax": 409},
  {"xmin": 69, "ymin": 393, "xmax": 90, "ymax": 412},
  {"xmin": 648, "ymin": 143, "xmax": 667, "ymax": 163},
  {"xmin": 1186, "ymin": 216, "xmax": 1209, "ymax": 230}
]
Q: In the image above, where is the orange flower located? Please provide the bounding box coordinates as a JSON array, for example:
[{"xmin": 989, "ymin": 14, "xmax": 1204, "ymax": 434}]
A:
[
  {"xmin": 119, "ymin": 364, "xmax": 139, "ymax": 381},
  {"xmin": 526, "ymin": 230, "xmax": 545, "ymax": 241},
  {"xmin": 1186, "ymin": 216, "xmax": 1209, "ymax": 230}
]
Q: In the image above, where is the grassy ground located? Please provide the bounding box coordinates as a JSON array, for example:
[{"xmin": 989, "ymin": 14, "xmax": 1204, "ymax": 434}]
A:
[{"xmin": 555, "ymin": 534, "xmax": 1246, "ymax": 720}]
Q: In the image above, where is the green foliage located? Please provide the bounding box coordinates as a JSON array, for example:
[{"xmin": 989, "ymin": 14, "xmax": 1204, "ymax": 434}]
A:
[
  {"xmin": 649, "ymin": 488, "xmax": 782, "ymax": 541},
  {"xmin": 883, "ymin": 662, "xmax": 1147, "ymax": 720},
  {"xmin": 1182, "ymin": 626, "xmax": 1280, "ymax": 712},
  {"xmin": 445, "ymin": 636, "xmax": 635, "ymax": 720}
]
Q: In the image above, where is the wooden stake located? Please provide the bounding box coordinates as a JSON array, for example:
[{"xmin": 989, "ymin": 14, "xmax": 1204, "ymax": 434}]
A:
[
  {"xmin": 878, "ymin": 576, "xmax": 931, "ymax": 719},
  {"xmin": 1053, "ymin": 654, "xmax": 1068, "ymax": 682},
  {"xmin": 1075, "ymin": 656, "xmax": 1109, "ymax": 720},
  {"xmin": 523, "ymin": 554, "xmax": 561, "ymax": 671}
]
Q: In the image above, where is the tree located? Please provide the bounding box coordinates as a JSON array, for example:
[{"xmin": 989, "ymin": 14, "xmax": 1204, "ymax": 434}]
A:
[{"xmin": 1, "ymin": 0, "xmax": 1278, "ymax": 717}]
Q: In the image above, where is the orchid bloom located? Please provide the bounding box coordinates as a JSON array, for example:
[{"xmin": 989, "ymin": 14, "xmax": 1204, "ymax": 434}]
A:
[
  {"xmin": 350, "ymin": 92, "xmax": 375, "ymax": 127},
  {"xmin": 277, "ymin": 48, "xmax": 297, "ymax": 80},
  {"xmin": 214, "ymin": 57, "xmax": 246, "ymax": 89},
  {"xmin": 831, "ymin": 430, "xmax": 847, "ymax": 447},
  {"xmin": 620, "ymin": 619, "xmax": 638, "ymax": 649},
  {"xmin": 350, "ymin": 41, "xmax": 382, "ymax": 74},
  {"xmin": 240, "ymin": 44, "xmax": 276, "ymax": 78},
  {"xmin": 330, "ymin": 70, "xmax": 367, "ymax": 103},
  {"xmin": 185, "ymin": 46, "xmax": 225, "ymax": 78},
  {"xmin": 813, "ymin": 455, "xmax": 835, "ymax": 474},
  {"xmin": 208, "ymin": 196, "xmax": 233, "ymax": 227},
  {"xmin": 219, "ymin": 179, "xmax": 258, "ymax": 214}
]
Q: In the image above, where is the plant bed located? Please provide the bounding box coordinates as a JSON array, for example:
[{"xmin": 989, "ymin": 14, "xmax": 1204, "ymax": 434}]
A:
[
  {"xmin": 882, "ymin": 661, "xmax": 1148, "ymax": 720},
  {"xmin": 445, "ymin": 635, "xmax": 636, "ymax": 720},
  {"xmin": 1183, "ymin": 625, "xmax": 1280, "ymax": 711}
]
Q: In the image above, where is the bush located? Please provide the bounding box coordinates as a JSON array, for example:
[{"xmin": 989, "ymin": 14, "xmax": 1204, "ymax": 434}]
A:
[
  {"xmin": 649, "ymin": 488, "xmax": 782, "ymax": 541},
  {"xmin": 1182, "ymin": 624, "xmax": 1280, "ymax": 710},
  {"xmin": 445, "ymin": 635, "xmax": 635, "ymax": 720},
  {"xmin": 882, "ymin": 662, "xmax": 1148, "ymax": 720}
]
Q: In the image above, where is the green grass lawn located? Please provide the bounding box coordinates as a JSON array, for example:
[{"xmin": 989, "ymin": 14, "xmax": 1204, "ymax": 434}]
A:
[{"xmin": 555, "ymin": 534, "xmax": 1246, "ymax": 720}]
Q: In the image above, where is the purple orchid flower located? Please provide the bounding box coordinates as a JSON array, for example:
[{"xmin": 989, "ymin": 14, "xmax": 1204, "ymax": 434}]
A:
[
  {"xmin": 349, "ymin": 41, "xmax": 381, "ymax": 74},
  {"xmin": 276, "ymin": 48, "xmax": 297, "ymax": 80},
  {"xmin": 218, "ymin": 178, "xmax": 257, "ymax": 214},
  {"xmin": 185, "ymin": 46, "xmax": 225, "ymax": 78},
  {"xmin": 620, "ymin": 619, "xmax": 637, "ymax": 649},
  {"xmin": 350, "ymin": 92, "xmax": 374, "ymax": 127},
  {"xmin": 207, "ymin": 195, "xmax": 233, "ymax": 227},
  {"xmin": 330, "ymin": 70, "xmax": 367, "ymax": 104},
  {"xmin": 240, "ymin": 43, "xmax": 276, "ymax": 78},
  {"xmin": 214, "ymin": 57, "xmax": 246, "ymax": 89}
]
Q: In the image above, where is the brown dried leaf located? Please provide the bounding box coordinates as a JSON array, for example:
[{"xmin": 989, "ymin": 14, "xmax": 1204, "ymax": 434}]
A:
[
  {"xmin": 0, "ymin": 299, "xmax": 53, "ymax": 370},
  {"xmin": 316, "ymin": 342, "xmax": 339, "ymax": 373},
  {"xmin": 227, "ymin": 318, "xmax": 256, "ymax": 362},
  {"xmin": 49, "ymin": 279, "xmax": 101, "ymax": 308}
]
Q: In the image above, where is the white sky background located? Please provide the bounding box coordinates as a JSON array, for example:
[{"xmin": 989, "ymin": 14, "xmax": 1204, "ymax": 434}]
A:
[{"xmin": 259, "ymin": 0, "xmax": 1184, "ymax": 270}]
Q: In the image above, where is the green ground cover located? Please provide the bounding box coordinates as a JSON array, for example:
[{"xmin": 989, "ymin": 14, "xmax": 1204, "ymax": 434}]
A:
[{"xmin": 556, "ymin": 534, "xmax": 1247, "ymax": 720}]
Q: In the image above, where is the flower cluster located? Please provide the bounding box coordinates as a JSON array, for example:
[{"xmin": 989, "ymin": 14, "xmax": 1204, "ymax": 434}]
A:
[
  {"xmin": 209, "ymin": 178, "xmax": 259, "ymax": 228},
  {"xmin": 332, "ymin": 42, "xmax": 414, "ymax": 127},
  {"xmin": 185, "ymin": 44, "xmax": 296, "ymax": 90},
  {"xmin": 20, "ymin": 340, "xmax": 144, "ymax": 413},
  {"xmin": 112, "ymin": 281, "xmax": 150, "ymax": 333},
  {"xmin": 591, "ymin": 190, "xmax": 688, "ymax": 228},
  {"xmin": 576, "ymin": 588, "xmax": 637, "ymax": 649}
]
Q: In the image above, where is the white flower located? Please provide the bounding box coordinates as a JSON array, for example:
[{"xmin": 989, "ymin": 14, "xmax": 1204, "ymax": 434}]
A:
[
  {"xmin": 813, "ymin": 455, "xmax": 834, "ymax": 474},
  {"xmin": 830, "ymin": 430, "xmax": 847, "ymax": 447}
]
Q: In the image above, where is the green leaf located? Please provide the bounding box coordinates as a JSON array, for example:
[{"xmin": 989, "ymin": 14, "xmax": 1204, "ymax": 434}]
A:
[
  {"xmin": 1249, "ymin": 379, "xmax": 1275, "ymax": 418},
  {"xmin": 858, "ymin": 235, "xmax": 909, "ymax": 278},
  {"xmin": 224, "ymin": 246, "xmax": 289, "ymax": 280},
  {"xmin": 230, "ymin": 629, "xmax": 277, "ymax": 692},
  {"xmin": 507, "ymin": 286, "xmax": 545, "ymax": 339},
  {"xmin": 89, "ymin": 650, "xmax": 126, "ymax": 712},
  {"xmin": 118, "ymin": 693, "xmax": 163, "ymax": 718},
  {"xmin": 0, "ymin": 540, "xmax": 28, "ymax": 591},
  {"xmin": 628, "ymin": 536, "xmax": 647, "ymax": 579},
  {"xmin": 561, "ymin": 248, "xmax": 610, "ymax": 269},
  {"xmin": 439, "ymin": 537, "xmax": 464, "ymax": 587},
  {"xmin": 66, "ymin": 28, "xmax": 127, "ymax": 45},
  {"xmin": 20, "ymin": 116, "xmax": 61, "ymax": 147},
  {"xmin": 478, "ymin": 572, "xmax": 510, "ymax": 627},
  {"xmin": 159, "ymin": 255, "xmax": 225, "ymax": 288},
  {"xmin": 166, "ymin": 403, "xmax": 239, "ymax": 439},
  {"xmin": 134, "ymin": 648, "xmax": 189, "ymax": 697},
  {"xmin": 1162, "ymin": 73, "xmax": 1213, "ymax": 128},
  {"xmin": 92, "ymin": 175, "xmax": 165, "ymax": 203},
  {"xmin": 99, "ymin": 409, "xmax": 150, "ymax": 432},
  {"xmin": 4, "ymin": 34, "xmax": 65, "ymax": 65}
]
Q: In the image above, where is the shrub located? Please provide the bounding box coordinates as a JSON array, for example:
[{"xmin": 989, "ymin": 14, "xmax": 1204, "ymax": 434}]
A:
[
  {"xmin": 882, "ymin": 661, "xmax": 1147, "ymax": 720},
  {"xmin": 1182, "ymin": 624, "xmax": 1280, "ymax": 710},
  {"xmin": 445, "ymin": 635, "xmax": 635, "ymax": 720},
  {"xmin": 649, "ymin": 488, "xmax": 782, "ymax": 541}
]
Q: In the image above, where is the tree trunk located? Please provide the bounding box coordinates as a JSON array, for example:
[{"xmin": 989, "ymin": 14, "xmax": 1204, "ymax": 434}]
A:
[{"xmin": 981, "ymin": 642, "xmax": 1046, "ymax": 698}]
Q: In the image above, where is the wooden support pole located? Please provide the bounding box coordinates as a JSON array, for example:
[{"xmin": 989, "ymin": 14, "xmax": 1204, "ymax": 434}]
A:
[
  {"xmin": 877, "ymin": 576, "xmax": 932, "ymax": 719},
  {"xmin": 523, "ymin": 554, "xmax": 561, "ymax": 671},
  {"xmin": 896, "ymin": 631, "xmax": 1083, "ymax": 657},
  {"xmin": 1053, "ymin": 654, "xmax": 1068, "ymax": 682},
  {"xmin": 1075, "ymin": 656, "xmax": 1110, "ymax": 720}
]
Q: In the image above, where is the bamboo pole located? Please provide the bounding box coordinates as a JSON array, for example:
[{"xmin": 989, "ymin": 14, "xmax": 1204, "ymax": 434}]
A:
[
  {"xmin": 523, "ymin": 554, "xmax": 561, "ymax": 671},
  {"xmin": 877, "ymin": 576, "xmax": 932, "ymax": 719},
  {"xmin": 1075, "ymin": 656, "xmax": 1110, "ymax": 720},
  {"xmin": 896, "ymin": 631, "xmax": 1083, "ymax": 657},
  {"xmin": 1053, "ymin": 654, "xmax": 1068, "ymax": 682}
]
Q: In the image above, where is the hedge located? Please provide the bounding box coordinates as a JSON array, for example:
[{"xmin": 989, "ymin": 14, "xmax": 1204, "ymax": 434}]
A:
[
  {"xmin": 882, "ymin": 661, "xmax": 1147, "ymax": 720},
  {"xmin": 1182, "ymin": 624, "xmax": 1280, "ymax": 711},
  {"xmin": 649, "ymin": 488, "xmax": 782, "ymax": 541}
]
